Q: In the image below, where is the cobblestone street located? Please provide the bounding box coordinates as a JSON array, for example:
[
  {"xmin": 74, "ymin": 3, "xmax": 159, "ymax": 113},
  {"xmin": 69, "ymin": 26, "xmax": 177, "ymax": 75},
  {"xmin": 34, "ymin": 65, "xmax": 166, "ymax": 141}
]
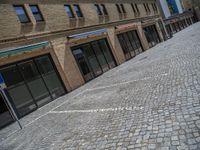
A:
[{"xmin": 0, "ymin": 22, "xmax": 200, "ymax": 150}]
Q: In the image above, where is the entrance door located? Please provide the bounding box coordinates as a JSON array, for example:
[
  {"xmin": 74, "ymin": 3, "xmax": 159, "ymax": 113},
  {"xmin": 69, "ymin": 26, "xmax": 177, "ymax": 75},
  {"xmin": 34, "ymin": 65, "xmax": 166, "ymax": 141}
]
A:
[{"xmin": 0, "ymin": 91, "xmax": 14, "ymax": 129}]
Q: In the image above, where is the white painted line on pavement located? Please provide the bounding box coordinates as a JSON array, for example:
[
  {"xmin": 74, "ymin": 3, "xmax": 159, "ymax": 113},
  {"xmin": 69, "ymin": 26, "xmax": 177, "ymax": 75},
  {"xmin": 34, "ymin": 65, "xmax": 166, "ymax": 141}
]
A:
[{"xmin": 49, "ymin": 106, "xmax": 144, "ymax": 114}]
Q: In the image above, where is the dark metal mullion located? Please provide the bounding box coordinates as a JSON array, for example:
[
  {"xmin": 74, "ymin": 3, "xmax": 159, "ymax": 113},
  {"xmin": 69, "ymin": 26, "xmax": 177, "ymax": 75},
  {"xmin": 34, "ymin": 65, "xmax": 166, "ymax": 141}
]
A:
[
  {"xmin": 33, "ymin": 59, "xmax": 53, "ymax": 101},
  {"xmin": 89, "ymin": 42, "xmax": 103, "ymax": 73},
  {"xmin": 16, "ymin": 63, "xmax": 39, "ymax": 108},
  {"xmin": 118, "ymin": 34, "xmax": 130, "ymax": 59},
  {"xmin": 97, "ymin": 40, "xmax": 111, "ymax": 69}
]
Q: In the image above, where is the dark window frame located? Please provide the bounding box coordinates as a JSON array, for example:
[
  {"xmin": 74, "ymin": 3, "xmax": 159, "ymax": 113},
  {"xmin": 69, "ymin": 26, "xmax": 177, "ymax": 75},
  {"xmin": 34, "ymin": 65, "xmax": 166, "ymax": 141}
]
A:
[
  {"xmin": 64, "ymin": 5, "xmax": 75, "ymax": 18},
  {"xmin": 131, "ymin": 3, "xmax": 136, "ymax": 14},
  {"xmin": 135, "ymin": 4, "xmax": 140, "ymax": 14},
  {"xmin": 73, "ymin": 4, "xmax": 83, "ymax": 17},
  {"xmin": 120, "ymin": 4, "xmax": 126, "ymax": 13},
  {"xmin": 116, "ymin": 4, "xmax": 122, "ymax": 13},
  {"xmin": 13, "ymin": 5, "xmax": 30, "ymax": 23},
  {"xmin": 94, "ymin": 4, "xmax": 103, "ymax": 15},
  {"xmin": 29, "ymin": 5, "xmax": 44, "ymax": 22},
  {"xmin": 101, "ymin": 4, "xmax": 108, "ymax": 15}
]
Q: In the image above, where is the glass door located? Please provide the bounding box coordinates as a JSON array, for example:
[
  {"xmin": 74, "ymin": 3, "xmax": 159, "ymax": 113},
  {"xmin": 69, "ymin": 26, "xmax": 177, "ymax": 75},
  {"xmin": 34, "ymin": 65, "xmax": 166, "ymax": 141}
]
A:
[{"xmin": 0, "ymin": 91, "xmax": 14, "ymax": 129}]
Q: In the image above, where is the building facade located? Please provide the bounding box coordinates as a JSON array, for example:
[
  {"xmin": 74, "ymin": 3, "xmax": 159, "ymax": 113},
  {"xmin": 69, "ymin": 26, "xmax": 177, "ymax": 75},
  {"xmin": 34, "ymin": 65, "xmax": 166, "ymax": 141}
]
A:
[
  {"xmin": 0, "ymin": 0, "xmax": 195, "ymax": 129},
  {"xmin": 157, "ymin": 0, "xmax": 195, "ymax": 37}
]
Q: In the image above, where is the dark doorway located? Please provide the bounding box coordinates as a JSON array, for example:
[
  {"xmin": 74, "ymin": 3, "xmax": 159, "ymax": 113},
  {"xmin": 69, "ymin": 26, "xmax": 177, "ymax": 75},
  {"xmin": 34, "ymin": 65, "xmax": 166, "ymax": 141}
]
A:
[
  {"xmin": 72, "ymin": 38, "xmax": 116, "ymax": 82},
  {"xmin": 143, "ymin": 25, "xmax": 161, "ymax": 48},
  {"xmin": 0, "ymin": 91, "xmax": 14, "ymax": 129},
  {"xmin": 117, "ymin": 30, "xmax": 143, "ymax": 60}
]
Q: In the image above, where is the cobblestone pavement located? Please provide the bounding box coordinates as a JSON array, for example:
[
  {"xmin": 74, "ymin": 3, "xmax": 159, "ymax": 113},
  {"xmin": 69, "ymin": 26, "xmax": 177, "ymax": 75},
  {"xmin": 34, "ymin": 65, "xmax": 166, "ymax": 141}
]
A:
[{"xmin": 1, "ymin": 22, "xmax": 200, "ymax": 150}]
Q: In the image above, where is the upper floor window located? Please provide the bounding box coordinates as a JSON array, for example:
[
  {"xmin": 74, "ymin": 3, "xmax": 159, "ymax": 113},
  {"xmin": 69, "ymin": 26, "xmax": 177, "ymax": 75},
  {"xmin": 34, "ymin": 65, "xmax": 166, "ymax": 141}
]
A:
[
  {"xmin": 152, "ymin": 3, "xmax": 158, "ymax": 12},
  {"xmin": 116, "ymin": 4, "xmax": 126, "ymax": 14},
  {"xmin": 14, "ymin": 5, "xmax": 30, "ymax": 23},
  {"xmin": 73, "ymin": 4, "xmax": 83, "ymax": 17},
  {"xmin": 94, "ymin": 4, "xmax": 103, "ymax": 15},
  {"xmin": 131, "ymin": 3, "xmax": 140, "ymax": 14},
  {"xmin": 30, "ymin": 5, "xmax": 44, "ymax": 22},
  {"xmin": 101, "ymin": 4, "xmax": 108, "ymax": 15},
  {"xmin": 116, "ymin": 4, "xmax": 122, "ymax": 13},
  {"xmin": 64, "ymin": 5, "xmax": 75, "ymax": 18},
  {"xmin": 94, "ymin": 4, "xmax": 108, "ymax": 16},
  {"xmin": 143, "ymin": 3, "xmax": 150, "ymax": 13},
  {"xmin": 120, "ymin": 4, "xmax": 126, "ymax": 13}
]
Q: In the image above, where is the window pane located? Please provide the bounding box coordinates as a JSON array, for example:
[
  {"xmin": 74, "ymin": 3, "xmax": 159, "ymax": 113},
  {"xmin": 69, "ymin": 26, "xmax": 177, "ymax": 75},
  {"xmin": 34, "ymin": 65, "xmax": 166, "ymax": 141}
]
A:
[
  {"xmin": 91, "ymin": 41, "xmax": 109, "ymax": 72},
  {"xmin": 35, "ymin": 56, "xmax": 65, "ymax": 99},
  {"xmin": 98, "ymin": 39, "xmax": 116, "ymax": 68},
  {"xmin": 82, "ymin": 44, "xmax": 102, "ymax": 76},
  {"xmin": 30, "ymin": 5, "xmax": 44, "ymax": 22},
  {"xmin": 43, "ymin": 72, "xmax": 65, "ymax": 99},
  {"xmin": 19, "ymin": 61, "xmax": 40, "ymax": 81},
  {"xmin": 19, "ymin": 61, "xmax": 51, "ymax": 106},
  {"xmin": 94, "ymin": 4, "xmax": 102, "ymax": 15},
  {"xmin": 35, "ymin": 56, "xmax": 54, "ymax": 75},
  {"xmin": 7, "ymin": 84, "xmax": 37, "ymax": 117},
  {"xmin": 64, "ymin": 5, "xmax": 74, "ymax": 18},
  {"xmin": 0, "ymin": 65, "xmax": 24, "ymax": 87},
  {"xmin": 0, "ymin": 93, "xmax": 14, "ymax": 129},
  {"xmin": 101, "ymin": 4, "xmax": 108, "ymax": 15},
  {"xmin": 14, "ymin": 6, "xmax": 29, "ymax": 23},
  {"xmin": 73, "ymin": 5, "xmax": 83, "ymax": 17}
]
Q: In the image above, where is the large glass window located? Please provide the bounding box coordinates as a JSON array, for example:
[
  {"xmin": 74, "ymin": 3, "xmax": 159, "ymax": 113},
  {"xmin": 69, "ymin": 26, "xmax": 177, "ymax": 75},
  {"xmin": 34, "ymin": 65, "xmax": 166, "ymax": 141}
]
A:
[
  {"xmin": 0, "ymin": 92, "xmax": 14, "ymax": 129},
  {"xmin": 30, "ymin": 5, "xmax": 44, "ymax": 22},
  {"xmin": 143, "ymin": 25, "xmax": 160, "ymax": 48},
  {"xmin": 72, "ymin": 39, "xmax": 116, "ymax": 82},
  {"xmin": 117, "ymin": 30, "xmax": 143, "ymax": 60},
  {"xmin": 64, "ymin": 5, "xmax": 75, "ymax": 18},
  {"xmin": 14, "ymin": 5, "xmax": 30, "ymax": 23},
  {"xmin": 0, "ymin": 55, "xmax": 66, "ymax": 118}
]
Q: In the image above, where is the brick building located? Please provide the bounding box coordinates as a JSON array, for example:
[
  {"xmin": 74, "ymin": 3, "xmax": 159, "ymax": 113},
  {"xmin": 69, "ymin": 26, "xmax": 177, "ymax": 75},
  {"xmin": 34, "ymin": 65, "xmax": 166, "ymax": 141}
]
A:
[{"xmin": 0, "ymin": 0, "xmax": 195, "ymax": 129}]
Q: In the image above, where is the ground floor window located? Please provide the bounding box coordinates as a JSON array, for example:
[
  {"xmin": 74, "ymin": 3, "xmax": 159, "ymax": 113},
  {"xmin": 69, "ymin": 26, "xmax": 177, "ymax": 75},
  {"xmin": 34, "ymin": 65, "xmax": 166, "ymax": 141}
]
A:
[
  {"xmin": 0, "ymin": 92, "xmax": 14, "ymax": 129},
  {"xmin": 72, "ymin": 38, "xmax": 116, "ymax": 82},
  {"xmin": 166, "ymin": 24, "xmax": 173, "ymax": 36},
  {"xmin": 0, "ymin": 55, "xmax": 66, "ymax": 118},
  {"xmin": 143, "ymin": 25, "xmax": 161, "ymax": 48},
  {"xmin": 117, "ymin": 30, "xmax": 143, "ymax": 60}
]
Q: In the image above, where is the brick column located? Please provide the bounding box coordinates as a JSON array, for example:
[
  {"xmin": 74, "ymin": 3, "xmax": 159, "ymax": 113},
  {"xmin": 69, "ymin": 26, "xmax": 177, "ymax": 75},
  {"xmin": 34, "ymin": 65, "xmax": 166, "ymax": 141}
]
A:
[
  {"xmin": 107, "ymin": 27, "xmax": 126, "ymax": 65},
  {"xmin": 51, "ymin": 38, "xmax": 85, "ymax": 91},
  {"xmin": 136, "ymin": 22, "xmax": 149, "ymax": 50}
]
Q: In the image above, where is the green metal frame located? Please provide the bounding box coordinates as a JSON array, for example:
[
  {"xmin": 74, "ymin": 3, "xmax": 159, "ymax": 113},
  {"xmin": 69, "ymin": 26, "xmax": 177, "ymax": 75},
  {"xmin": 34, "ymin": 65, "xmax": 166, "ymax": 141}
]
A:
[{"xmin": 0, "ymin": 41, "xmax": 49, "ymax": 57}]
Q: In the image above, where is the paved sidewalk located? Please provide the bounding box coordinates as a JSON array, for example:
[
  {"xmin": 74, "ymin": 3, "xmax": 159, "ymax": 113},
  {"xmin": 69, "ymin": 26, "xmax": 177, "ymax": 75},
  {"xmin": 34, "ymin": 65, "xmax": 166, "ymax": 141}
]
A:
[{"xmin": 0, "ymin": 22, "xmax": 200, "ymax": 150}]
